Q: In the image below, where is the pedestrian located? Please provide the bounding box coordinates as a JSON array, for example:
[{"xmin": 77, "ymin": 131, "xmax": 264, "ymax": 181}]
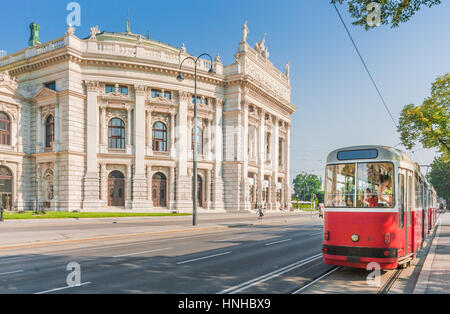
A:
[{"xmin": 257, "ymin": 204, "xmax": 264, "ymax": 220}]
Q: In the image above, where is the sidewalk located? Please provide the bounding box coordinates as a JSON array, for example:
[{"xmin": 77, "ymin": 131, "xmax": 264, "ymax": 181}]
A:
[
  {"xmin": 0, "ymin": 211, "xmax": 316, "ymax": 249},
  {"xmin": 414, "ymin": 211, "xmax": 450, "ymax": 294}
]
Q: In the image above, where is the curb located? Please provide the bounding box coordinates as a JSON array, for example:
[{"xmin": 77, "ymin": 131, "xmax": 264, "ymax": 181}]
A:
[
  {"xmin": 413, "ymin": 219, "xmax": 441, "ymax": 294},
  {"xmin": 0, "ymin": 216, "xmax": 298, "ymax": 251},
  {"xmin": 0, "ymin": 225, "xmax": 230, "ymax": 251}
]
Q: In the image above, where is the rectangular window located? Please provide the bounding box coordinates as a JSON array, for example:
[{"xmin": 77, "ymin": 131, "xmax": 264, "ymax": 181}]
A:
[
  {"xmin": 355, "ymin": 162, "xmax": 394, "ymax": 208},
  {"xmin": 119, "ymin": 86, "xmax": 128, "ymax": 95},
  {"xmin": 44, "ymin": 81, "xmax": 56, "ymax": 91},
  {"xmin": 151, "ymin": 89, "xmax": 162, "ymax": 98},
  {"xmin": 164, "ymin": 91, "xmax": 172, "ymax": 99},
  {"xmin": 106, "ymin": 85, "xmax": 115, "ymax": 93},
  {"xmin": 337, "ymin": 149, "xmax": 378, "ymax": 161},
  {"xmin": 325, "ymin": 164, "xmax": 356, "ymax": 207}
]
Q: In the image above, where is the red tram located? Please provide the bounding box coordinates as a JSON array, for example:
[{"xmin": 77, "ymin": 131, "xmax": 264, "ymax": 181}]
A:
[{"xmin": 322, "ymin": 146, "xmax": 438, "ymax": 270}]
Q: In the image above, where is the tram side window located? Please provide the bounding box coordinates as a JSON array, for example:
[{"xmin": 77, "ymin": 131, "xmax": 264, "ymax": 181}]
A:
[
  {"xmin": 415, "ymin": 175, "xmax": 422, "ymax": 210},
  {"xmin": 325, "ymin": 164, "xmax": 355, "ymax": 207},
  {"xmin": 355, "ymin": 162, "xmax": 394, "ymax": 208}
]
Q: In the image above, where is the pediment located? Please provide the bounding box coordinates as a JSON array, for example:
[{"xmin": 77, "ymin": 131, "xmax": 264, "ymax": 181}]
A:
[
  {"xmin": 0, "ymin": 85, "xmax": 25, "ymax": 103},
  {"xmin": 33, "ymin": 87, "xmax": 57, "ymax": 101}
]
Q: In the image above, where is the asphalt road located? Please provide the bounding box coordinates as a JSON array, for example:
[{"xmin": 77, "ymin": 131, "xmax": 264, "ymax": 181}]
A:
[{"xmin": 0, "ymin": 215, "xmax": 333, "ymax": 294}]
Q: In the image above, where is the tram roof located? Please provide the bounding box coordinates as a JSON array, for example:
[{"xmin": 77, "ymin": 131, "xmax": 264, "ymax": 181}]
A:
[{"xmin": 326, "ymin": 145, "xmax": 417, "ymax": 166}]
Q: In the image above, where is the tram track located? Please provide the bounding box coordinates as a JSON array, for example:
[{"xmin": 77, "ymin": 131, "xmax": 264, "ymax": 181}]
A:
[
  {"xmin": 377, "ymin": 268, "xmax": 403, "ymax": 294},
  {"xmin": 291, "ymin": 266, "xmax": 341, "ymax": 294}
]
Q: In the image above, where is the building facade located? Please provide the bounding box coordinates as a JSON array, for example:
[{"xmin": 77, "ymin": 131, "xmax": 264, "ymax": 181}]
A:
[{"xmin": 0, "ymin": 22, "xmax": 296, "ymax": 212}]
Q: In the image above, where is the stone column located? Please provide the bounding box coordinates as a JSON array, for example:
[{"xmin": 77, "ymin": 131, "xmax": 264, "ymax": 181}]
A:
[
  {"xmin": 169, "ymin": 167, "xmax": 175, "ymax": 210},
  {"xmin": 132, "ymin": 85, "xmax": 152, "ymax": 210},
  {"xmin": 257, "ymin": 109, "xmax": 265, "ymax": 205},
  {"xmin": 212, "ymin": 98, "xmax": 224, "ymax": 211},
  {"xmin": 54, "ymin": 104, "xmax": 60, "ymax": 151},
  {"xmin": 36, "ymin": 164, "xmax": 42, "ymax": 207},
  {"xmin": 126, "ymin": 164, "xmax": 132, "ymax": 209},
  {"xmin": 271, "ymin": 117, "xmax": 279, "ymax": 211},
  {"xmin": 100, "ymin": 106, "xmax": 107, "ymax": 152},
  {"xmin": 101, "ymin": 164, "xmax": 107, "ymax": 207},
  {"xmin": 82, "ymin": 81, "xmax": 100, "ymax": 210},
  {"xmin": 36, "ymin": 107, "xmax": 42, "ymax": 153},
  {"xmin": 170, "ymin": 112, "xmax": 176, "ymax": 157},
  {"xmin": 240, "ymin": 100, "xmax": 250, "ymax": 211},
  {"xmin": 284, "ymin": 123, "xmax": 292, "ymax": 208},
  {"xmin": 147, "ymin": 109, "xmax": 153, "ymax": 156},
  {"xmin": 126, "ymin": 107, "xmax": 132, "ymax": 154},
  {"xmin": 205, "ymin": 169, "xmax": 211, "ymax": 210},
  {"xmin": 54, "ymin": 160, "xmax": 60, "ymax": 211},
  {"xmin": 175, "ymin": 91, "xmax": 192, "ymax": 211},
  {"xmin": 206, "ymin": 119, "xmax": 212, "ymax": 160}
]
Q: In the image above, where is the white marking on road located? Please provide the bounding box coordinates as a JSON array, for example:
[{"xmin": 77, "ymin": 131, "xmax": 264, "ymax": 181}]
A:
[
  {"xmin": 219, "ymin": 236, "xmax": 244, "ymax": 242},
  {"xmin": 177, "ymin": 251, "xmax": 232, "ymax": 265},
  {"xmin": 265, "ymin": 238, "xmax": 292, "ymax": 246},
  {"xmin": 34, "ymin": 282, "xmax": 91, "ymax": 294},
  {"xmin": 0, "ymin": 270, "xmax": 24, "ymax": 275},
  {"xmin": 217, "ymin": 253, "xmax": 322, "ymax": 294},
  {"xmin": 292, "ymin": 267, "xmax": 341, "ymax": 294},
  {"xmin": 112, "ymin": 247, "xmax": 172, "ymax": 258}
]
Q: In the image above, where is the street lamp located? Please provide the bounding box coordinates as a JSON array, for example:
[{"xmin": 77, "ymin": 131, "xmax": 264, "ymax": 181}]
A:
[{"xmin": 177, "ymin": 53, "xmax": 215, "ymax": 226}]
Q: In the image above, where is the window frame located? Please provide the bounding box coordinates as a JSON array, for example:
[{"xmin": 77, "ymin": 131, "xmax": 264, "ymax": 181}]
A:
[
  {"xmin": 108, "ymin": 118, "xmax": 126, "ymax": 150},
  {"xmin": 325, "ymin": 161, "xmax": 396, "ymax": 209},
  {"xmin": 152, "ymin": 121, "xmax": 168, "ymax": 152},
  {"xmin": 0, "ymin": 112, "xmax": 11, "ymax": 146}
]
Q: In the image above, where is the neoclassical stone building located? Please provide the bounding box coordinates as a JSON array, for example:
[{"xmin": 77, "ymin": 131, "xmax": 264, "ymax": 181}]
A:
[{"xmin": 0, "ymin": 22, "xmax": 295, "ymax": 212}]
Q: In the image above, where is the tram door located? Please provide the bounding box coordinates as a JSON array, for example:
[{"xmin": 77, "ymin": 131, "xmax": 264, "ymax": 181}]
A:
[
  {"xmin": 406, "ymin": 170, "xmax": 414, "ymax": 255},
  {"xmin": 398, "ymin": 171, "xmax": 407, "ymax": 257}
]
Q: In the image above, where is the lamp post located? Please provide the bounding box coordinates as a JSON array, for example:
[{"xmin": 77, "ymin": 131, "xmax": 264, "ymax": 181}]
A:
[{"xmin": 177, "ymin": 53, "xmax": 215, "ymax": 226}]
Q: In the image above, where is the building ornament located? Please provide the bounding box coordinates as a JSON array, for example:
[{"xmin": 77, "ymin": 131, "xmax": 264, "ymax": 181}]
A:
[
  {"xmin": 89, "ymin": 26, "xmax": 100, "ymax": 40},
  {"xmin": 255, "ymin": 33, "xmax": 269, "ymax": 59},
  {"xmin": 242, "ymin": 21, "xmax": 249, "ymax": 43}
]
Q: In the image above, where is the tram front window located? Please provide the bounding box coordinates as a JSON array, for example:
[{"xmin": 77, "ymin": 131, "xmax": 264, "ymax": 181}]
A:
[
  {"xmin": 325, "ymin": 162, "xmax": 394, "ymax": 208},
  {"xmin": 356, "ymin": 163, "xmax": 394, "ymax": 208},
  {"xmin": 325, "ymin": 164, "xmax": 356, "ymax": 207}
]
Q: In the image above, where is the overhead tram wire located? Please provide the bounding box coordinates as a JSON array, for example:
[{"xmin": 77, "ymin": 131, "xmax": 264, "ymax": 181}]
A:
[{"xmin": 332, "ymin": 3, "xmax": 398, "ymax": 129}]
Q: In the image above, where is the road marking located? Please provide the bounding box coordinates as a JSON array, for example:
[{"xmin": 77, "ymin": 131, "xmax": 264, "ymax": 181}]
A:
[
  {"xmin": 217, "ymin": 253, "xmax": 322, "ymax": 294},
  {"xmin": 219, "ymin": 236, "xmax": 244, "ymax": 242},
  {"xmin": 112, "ymin": 247, "xmax": 172, "ymax": 258},
  {"xmin": 292, "ymin": 267, "xmax": 341, "ymax": 294},
  {"xmin": 265, "ymin": 238, "xmax": 292, "ymax": 246},
  {"xmin": 177, "ymin": 251, "xmax": 232, "ymax": 265},
  {"xmin": 0, "ymin": 270, "xmax": 24, "ymax": 275},
  {"xmin": 34, "ymin": 282, "xmax": 91, "ymax": 294}
]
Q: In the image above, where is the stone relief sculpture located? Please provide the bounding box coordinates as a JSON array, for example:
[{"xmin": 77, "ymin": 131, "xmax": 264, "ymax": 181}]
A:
[{"xmin": 285, "ymin": 62, "xmax": 290, "ymax": 77}]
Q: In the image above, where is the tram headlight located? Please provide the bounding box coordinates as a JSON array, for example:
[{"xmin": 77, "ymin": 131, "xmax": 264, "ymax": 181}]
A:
[{"xmin": 351, "ymin": 234, "xmax": 359, "ymax": 242}]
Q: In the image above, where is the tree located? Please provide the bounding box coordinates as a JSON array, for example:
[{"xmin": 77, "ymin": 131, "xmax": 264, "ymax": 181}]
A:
[
  {"xmin": 292, "ymin": 173, "xmax": 322, "ymax": 202},
  {"xmin": 427, "ymin": 156, "xmax": 449, "ymax": 205},
  {"xmin": 398, "ymin": 73, "xmax": 450, "ymax": 162},
  {"xmin": 331, "ymin": 0, "xmax": 442, "ymax": 30}
]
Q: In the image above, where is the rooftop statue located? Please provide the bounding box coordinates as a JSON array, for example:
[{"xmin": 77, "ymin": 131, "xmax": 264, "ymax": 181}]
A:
[
  {"xmin": 242, "ymin": 21, "xmax": 249, "ymax": 43},
  {"xmin": 255, "ymin": 33, "xmax": 269, "ymax": 59}
]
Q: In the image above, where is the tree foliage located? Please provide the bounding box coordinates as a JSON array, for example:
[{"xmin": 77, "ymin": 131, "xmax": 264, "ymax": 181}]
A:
[
  {"xmin": 331, "ymin": 0, "xmax": 442, "ymax": 30},
  {"xmin": 427, "ymin": 156, "xmax": 449, "ymax": 205},
  {"xmin": 292, "ymin": 173, "xmax": 322, "ymax": 201},
  {"xmin": 398, "ymin": 73, "xmax": 450, "ymax": 162}
]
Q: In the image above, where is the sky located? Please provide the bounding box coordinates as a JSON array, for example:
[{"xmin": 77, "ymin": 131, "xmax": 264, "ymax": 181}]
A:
[{"xmin": 0, "ymin": 0, "xmax": 448, "ymax": 182}]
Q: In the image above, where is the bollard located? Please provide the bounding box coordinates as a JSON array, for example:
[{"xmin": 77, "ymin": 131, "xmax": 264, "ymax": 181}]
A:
[{"xmin": 0, "ymin": 206, "xmax": 3, "ymax": 222}]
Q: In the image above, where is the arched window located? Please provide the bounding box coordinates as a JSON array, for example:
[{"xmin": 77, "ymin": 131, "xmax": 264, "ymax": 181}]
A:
[
  {"xmin": 108, "ymin": 118, "xmax": 126, "ymax": 149},
  {"xmin": 152, "ymin": 122, "xmax": 168, "ymax": 152},
  {"xmin": 192, "ymin": 126, "xmax": 203, "ymax": 155},
  {"xmin": 0, "ymin": 112, "xmax": 11, "ymax": 146},
  {"xmin": 45, "ymin": 115, "xmax": 54, "ymax": 148}
]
